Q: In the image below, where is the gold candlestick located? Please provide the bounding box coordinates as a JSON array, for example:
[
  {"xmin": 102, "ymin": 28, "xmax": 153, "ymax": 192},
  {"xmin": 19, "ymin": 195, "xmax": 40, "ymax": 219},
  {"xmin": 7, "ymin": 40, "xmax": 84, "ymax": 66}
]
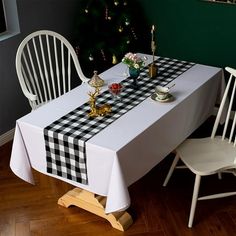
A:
[{"xmin": 149, "ymin": 25, "xmax": 158, "ymax": 78}]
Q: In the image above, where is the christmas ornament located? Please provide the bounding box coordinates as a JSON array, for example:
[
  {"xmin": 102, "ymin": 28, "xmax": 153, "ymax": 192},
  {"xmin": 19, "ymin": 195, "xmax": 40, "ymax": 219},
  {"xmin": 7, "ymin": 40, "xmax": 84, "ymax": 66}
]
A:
[
  {"xmin": 114, "ymin": 0, "xmax": 119, "ymax": 6},
  {"xmin": 118, "ymin": 26, "xmax": 123, "ymax": 33},
  {"xmin": 89, "ymin": 54, "xmax": 94, "ymax": 61},
  {"xmin": 85, "ymin": 1, "xmax": 92, "ymax": 13},
  {"xmin": 112, "ymin": 54, "xmax": 118, "ymax": 64},
  {"xmin": 125, "ymin": 18, "xmax": 130, "ymax": 26}
]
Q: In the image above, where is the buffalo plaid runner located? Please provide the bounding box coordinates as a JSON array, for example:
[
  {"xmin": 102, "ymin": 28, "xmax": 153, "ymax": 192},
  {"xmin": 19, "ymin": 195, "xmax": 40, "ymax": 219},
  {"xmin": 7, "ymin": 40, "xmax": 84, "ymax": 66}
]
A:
[{"xmin": 44, "ymin": 56, "xmax": 195, "ymax": 185}]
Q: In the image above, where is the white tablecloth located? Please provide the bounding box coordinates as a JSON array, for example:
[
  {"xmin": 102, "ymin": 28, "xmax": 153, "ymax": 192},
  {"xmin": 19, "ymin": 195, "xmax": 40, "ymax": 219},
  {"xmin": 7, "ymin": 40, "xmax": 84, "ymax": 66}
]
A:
[{"xmin": 10, "ymin": 54, "xmax": 224, "ymax": 213}]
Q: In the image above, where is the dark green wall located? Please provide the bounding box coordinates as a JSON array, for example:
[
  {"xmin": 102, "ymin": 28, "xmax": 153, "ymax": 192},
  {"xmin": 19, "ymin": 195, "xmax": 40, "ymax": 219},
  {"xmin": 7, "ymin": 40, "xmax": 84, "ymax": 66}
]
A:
[{"xmin": 137, "ymin": 0, "xmax": 236, "ymax": 69}]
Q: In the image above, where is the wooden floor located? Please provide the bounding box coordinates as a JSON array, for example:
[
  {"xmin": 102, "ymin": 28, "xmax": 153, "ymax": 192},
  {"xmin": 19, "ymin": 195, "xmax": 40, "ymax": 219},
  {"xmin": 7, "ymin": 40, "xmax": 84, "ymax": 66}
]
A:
[{"xmin": 1, "ymin": 120, "xmax": 236, "ymax": 235}]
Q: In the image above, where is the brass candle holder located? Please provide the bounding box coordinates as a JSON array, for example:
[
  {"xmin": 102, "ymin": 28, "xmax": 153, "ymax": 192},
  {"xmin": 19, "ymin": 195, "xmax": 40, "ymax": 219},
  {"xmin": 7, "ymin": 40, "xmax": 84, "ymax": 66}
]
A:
[
  {"xmin": 149, "ymin": 25, "xmax": 158, "ymax": 78},
  {"xmin": 149, "ymin": 63, "xmax": 158, "ymax": 78}
]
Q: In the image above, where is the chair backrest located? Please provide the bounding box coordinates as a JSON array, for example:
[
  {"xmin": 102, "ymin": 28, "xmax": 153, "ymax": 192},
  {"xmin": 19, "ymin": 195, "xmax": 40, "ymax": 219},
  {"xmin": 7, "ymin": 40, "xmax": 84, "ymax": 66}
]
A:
[
  {"xmin": 211, "ymin": 67, "xmax": 236, "ymax": 144},
  {"xmin": 16, "ymin": 30, "xmax": 89, "ymax": 110}
]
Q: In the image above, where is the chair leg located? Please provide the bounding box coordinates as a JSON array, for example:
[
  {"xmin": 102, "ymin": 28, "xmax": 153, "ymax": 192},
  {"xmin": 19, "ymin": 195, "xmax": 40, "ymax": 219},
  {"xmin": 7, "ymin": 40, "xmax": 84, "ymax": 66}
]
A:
[
  {"xmin": 163, "ymin": 154, "xmax": 180, "ymax": 187},
  {"xmin": 188, "ymin": 174, "xmax": 201, "ymax": 228}
]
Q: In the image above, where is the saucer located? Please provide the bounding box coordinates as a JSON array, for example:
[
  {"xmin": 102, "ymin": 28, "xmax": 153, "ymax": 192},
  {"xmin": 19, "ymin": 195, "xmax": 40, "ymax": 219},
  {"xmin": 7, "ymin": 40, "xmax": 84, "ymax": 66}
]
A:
[{"xmin": 151, "ymin": 93, "xmax": 174, "ymax": 103}]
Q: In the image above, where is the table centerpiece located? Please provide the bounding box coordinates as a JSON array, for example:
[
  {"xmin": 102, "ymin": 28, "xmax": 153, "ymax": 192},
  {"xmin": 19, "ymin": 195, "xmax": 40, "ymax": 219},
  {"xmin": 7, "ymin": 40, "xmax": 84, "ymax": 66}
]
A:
[{"xmin": 122, "ymin": 52, "xmax": 144, "ymax": 89}]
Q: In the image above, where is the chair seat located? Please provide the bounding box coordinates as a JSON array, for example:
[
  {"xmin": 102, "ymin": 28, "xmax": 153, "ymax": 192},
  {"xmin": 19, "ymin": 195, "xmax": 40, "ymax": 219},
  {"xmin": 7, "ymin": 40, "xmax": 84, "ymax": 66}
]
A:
[
  {"xmin": 163, "ymin": 66, "xmax": 236, "ymax": 227},
  {"xmin": 176, "ymin": 136, "xmax": 236, "ymax": 176}
]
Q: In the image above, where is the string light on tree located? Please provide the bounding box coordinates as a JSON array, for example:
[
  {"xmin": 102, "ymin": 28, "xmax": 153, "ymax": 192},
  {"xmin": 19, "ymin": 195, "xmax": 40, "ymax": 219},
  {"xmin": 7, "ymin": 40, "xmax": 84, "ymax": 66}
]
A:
[
  {"xmin": 105, "ymin": 6, "xmax": 111, "ymax": 20},
  {"xmin": 131, "ymin": 27, "xmax": 137, "ymax": 40},
  {"xmin": 101, "ymin": 49, "xmax": 107, "ymax": 61}
]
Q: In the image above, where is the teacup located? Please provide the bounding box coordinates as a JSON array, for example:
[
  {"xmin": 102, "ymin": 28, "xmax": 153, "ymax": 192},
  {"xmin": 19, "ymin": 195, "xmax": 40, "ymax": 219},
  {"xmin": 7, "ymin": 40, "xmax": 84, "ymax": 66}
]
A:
[{"xmin": 155, "ymin": 85, "xmax": 170, "ymax": 100}]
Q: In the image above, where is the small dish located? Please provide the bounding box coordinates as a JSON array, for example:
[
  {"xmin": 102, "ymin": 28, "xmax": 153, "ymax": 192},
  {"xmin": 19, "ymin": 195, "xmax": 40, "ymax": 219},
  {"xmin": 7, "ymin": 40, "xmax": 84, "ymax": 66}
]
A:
[
  {"xmin": 108, "ymin": 83, "xmax": 124, "ymax": 100},
  {"xmin": 151, "ymin": 93, "xmax": 174, "ymax": 103}
]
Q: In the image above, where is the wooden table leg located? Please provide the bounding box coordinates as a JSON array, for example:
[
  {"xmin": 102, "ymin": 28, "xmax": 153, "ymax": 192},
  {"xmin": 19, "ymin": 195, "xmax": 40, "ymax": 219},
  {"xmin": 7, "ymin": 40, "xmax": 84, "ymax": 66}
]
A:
[{"xmin": 58, "ymin": 188, "xmax": 133, "ymax": 231}]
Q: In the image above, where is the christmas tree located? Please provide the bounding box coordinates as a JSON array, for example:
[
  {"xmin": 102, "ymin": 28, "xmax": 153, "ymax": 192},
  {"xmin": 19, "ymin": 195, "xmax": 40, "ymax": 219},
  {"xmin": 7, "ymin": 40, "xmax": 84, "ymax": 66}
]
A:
[{"xmin": 73, "ymin": 0, "xmax": 149, "ymax": 77}]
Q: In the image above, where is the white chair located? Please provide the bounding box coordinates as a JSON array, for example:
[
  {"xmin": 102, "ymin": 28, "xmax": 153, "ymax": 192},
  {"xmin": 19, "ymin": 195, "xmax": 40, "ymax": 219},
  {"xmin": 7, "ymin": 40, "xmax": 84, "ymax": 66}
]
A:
[
  {"xmin": 16, "ymin": 30, "xmax": 90, "ymax": 110},
  {"xmin": 163, "ymin": 66, "xmax": 236, "ymax": 228}
]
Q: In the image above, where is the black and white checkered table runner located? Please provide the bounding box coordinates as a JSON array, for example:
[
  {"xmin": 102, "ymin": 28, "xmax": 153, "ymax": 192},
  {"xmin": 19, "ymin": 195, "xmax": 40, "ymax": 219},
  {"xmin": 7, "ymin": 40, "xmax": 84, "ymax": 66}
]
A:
[{"xmin": 44, "ymin": 57, "xmax": 195, "ymax": 185}]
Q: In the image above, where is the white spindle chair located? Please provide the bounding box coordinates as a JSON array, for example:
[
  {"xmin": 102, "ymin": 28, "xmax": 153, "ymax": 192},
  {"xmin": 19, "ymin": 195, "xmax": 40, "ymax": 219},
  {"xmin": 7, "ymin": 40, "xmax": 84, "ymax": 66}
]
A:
[
  {"xmin": 15, "ymin": 30, "xmax": 89, "ymax": 110},
  {"xmin": 163, "ymin": 66, "xmax": 236, "ymax": 228}
]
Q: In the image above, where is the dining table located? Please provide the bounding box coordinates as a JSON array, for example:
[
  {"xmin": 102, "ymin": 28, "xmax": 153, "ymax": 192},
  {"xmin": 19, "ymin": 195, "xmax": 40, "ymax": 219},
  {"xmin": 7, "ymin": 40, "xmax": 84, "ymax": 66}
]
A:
[{"xmin": 10, "ymin": 53, "xmax": 225, "ymax": 231}]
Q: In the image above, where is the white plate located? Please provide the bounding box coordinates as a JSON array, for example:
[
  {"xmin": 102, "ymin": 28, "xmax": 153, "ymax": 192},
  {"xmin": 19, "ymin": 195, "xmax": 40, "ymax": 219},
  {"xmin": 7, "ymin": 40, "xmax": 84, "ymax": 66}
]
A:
[{"xmin": 151, "ymin": 93, "xmax": 174, "ymax": 103}]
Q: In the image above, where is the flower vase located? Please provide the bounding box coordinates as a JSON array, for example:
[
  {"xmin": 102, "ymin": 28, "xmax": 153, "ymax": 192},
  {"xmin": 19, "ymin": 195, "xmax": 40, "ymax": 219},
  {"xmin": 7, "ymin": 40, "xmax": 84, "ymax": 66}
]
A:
[{"xmin": 129, "ymin": 67, "xmax": 140, "ymax": 89}]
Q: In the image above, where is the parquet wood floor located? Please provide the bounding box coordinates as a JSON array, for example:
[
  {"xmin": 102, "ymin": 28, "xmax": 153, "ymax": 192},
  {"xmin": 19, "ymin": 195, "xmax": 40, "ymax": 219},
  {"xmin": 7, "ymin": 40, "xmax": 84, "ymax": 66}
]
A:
[{"xmin": 1, "ymin": 118, "xmax": 236, "ymax": 235}]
